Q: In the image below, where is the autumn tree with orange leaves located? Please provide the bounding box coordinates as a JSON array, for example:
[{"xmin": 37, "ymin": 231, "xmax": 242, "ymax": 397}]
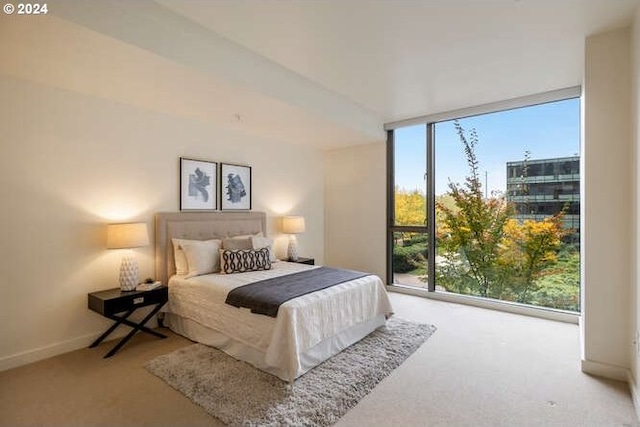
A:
[
  {"xmin": 499, "ymin": 217, "xmax": 566, "ymax": 303},
  {"xmin": 436, "ymin": 121, "xmax": 566, "ymax": 304}
]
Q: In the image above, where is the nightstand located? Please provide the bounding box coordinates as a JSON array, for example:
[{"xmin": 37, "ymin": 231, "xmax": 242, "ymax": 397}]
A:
[
  {"xmin": 88, "ymin": 285, "xmax": 168, "ymax": 358},
  {"xmin": 292, "ymin": 257, "xmax": 315, "ymax": 265}
]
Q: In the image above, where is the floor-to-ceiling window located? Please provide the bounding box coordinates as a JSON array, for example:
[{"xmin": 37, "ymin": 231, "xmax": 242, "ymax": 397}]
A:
[
  {"xmin": 387, "ymin": 88, "xmax": 581, "ymax": 312},
  {"xmin": 388, "ymin": 124, "xmax": 433, "ymax": 290}
]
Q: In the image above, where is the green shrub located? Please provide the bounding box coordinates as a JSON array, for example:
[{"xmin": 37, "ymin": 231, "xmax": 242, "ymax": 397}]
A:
[
  {"xmin": 393, "ymin": 243, "xmax": 427, "ymax": 273},
  {"xmin": 405, "ymin": 234, "xmax": 428, "ymax": 246}
]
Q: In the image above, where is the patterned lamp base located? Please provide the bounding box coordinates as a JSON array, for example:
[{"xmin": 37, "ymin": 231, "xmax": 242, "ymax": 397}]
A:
[
  {"xmin": 287, "ymin": 235, "xmax": 300, "ymax": 262},
  {"xmin": 119, "ymin": 253, "xmax": 139, "ymax": 291}
]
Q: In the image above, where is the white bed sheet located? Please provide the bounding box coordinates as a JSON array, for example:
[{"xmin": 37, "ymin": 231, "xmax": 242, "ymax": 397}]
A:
[{"xmin": 167, "ymin": 262, "xmax": 393, "ymax": 380}]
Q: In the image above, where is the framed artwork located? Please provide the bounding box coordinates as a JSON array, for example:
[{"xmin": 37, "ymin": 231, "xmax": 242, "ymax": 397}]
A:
[
  {"xmin": 180, "ymin": 157, "xmax": 217, "ymax": 210},
  {"xmin": 221, "ymin": 163, "xmax": 252, "ymax": 210}
]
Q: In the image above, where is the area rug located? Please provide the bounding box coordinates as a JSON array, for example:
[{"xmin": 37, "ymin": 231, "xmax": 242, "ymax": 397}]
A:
[{"xmin": 145, "ymin": 317, "xmax": 436, "ymax": 426}]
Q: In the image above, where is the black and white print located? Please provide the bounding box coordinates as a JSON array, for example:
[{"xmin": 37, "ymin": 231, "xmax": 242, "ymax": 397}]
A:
[
  {"xmin": 180, "ymin": 158, "xmax": 217, "ymax": 210},
  {"xmin": 221, "ymin": 163, "xmax": 251, "ymax": 210}
]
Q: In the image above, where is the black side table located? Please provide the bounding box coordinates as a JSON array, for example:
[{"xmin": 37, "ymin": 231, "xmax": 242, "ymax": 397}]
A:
[{"xmin": 88, "ymin": 286, "xmax": 168, "ymax": 358}]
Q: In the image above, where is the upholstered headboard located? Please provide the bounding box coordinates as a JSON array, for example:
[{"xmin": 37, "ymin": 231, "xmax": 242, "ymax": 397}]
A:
[{"xmin": 154, "ymin": 211, "xmax": 267, "ymax": 285}]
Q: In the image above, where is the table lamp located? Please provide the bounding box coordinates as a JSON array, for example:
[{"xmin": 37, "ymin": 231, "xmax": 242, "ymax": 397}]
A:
[
  {"xmin": 107, "ymin": 222, "xmax": 150, "ymax": 291},
  {"xmin": 282, "ymin": 216, "xmax": 305, "ymax": 262}
]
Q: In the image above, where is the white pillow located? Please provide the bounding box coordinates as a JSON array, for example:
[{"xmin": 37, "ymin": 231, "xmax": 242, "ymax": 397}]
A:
[
  {"xmin": 251, "ymin": 235, "xmax": 276, "ymax": 262},
  {"xmin": 171, "ymin": 238, "xmax": 190, "ymax": 275},
  {"xmin": 174, "ymin": 239, "xmax": 222, "ymax": 278},
  {"xmin": 172, "ymin": 238, "xmax": 220, "ymax": 275}
]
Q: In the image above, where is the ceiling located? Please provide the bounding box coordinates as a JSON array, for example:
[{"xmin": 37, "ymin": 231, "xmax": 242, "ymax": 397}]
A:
[
  {"xmin": 23, "ymin": 0, "xmax": 640, "ymax": 149},
  {"xmin": 156, "ymin": 0, "xmax": 638, "ymax": 121}
]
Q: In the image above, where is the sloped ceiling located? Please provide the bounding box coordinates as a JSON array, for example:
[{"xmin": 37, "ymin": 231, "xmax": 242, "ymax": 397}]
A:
[{"xmin": 3, "ymin": 0, "xmax": 638, "ymax": 149}]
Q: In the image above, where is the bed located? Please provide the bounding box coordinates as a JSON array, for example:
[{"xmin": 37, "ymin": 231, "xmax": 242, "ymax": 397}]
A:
[{"xmin": 155, "ymin": 211, "xmax": 393, "ymax": 381}]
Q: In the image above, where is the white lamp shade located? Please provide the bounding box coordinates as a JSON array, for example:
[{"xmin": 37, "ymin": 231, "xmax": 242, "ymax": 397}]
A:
[
  {"xmin": 106, "ymin": 223, "xmax": 150, "ymax": 249},
  {"xmin": 282, "ymin": 216, "xmax": 306, "ymax": 234}
]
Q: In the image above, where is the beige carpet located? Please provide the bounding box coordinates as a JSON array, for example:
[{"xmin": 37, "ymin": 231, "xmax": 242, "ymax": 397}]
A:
[
  {"xmin": 146, "ymin": 317, "xmax": 436, "ymax": 426},
  {"xmin": 0, "ymin": 292, "xmax": 638, "ymax": 427}
]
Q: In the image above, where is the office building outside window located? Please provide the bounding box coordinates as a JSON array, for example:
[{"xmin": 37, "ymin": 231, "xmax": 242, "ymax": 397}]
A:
[{"xmin": 506, "ymin": 156, "xmax": 580, "ymax": 240}]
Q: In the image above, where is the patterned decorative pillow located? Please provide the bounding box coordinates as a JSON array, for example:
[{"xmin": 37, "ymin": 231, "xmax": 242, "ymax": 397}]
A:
[{"xmin": 220, "ymin": 248, "xmax": 272, "ymax": 274}]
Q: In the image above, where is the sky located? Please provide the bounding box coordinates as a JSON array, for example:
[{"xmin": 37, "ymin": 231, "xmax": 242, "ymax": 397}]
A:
[{"xmin": 394, "ymin": 98, "xmax": 581, "ymax": 196}]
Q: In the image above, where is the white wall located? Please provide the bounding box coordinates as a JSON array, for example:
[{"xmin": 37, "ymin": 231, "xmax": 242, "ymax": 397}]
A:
[
  {"xmin": 324, "ymin": 143, "xmax": 386, "ymax": 280},
  {"xmin": 0, "ymin": 69, "xmax": 325, "ymax": 371},
  {"xmin": 582, "ymin": 27, "xmax": 632, "ymax": 380}
]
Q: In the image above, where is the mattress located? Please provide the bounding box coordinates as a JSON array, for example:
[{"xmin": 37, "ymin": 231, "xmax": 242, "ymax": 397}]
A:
[{"xmin": 166, "ymin": 261, "xmax": 393, "ymax": 380}]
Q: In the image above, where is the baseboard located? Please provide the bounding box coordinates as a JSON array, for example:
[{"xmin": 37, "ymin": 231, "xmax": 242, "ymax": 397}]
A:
[
  {"xmin": 581, "ymin": 358, "xmax": 629, "ymax": 382},
  {"xmin": 0, "ymin": 333, "xmax": 95, "ymax": 372},
  {"xmin": 0, "ymin": 326, "xmax": 136, "ymax": 373},
  {"xmin": 1, "ymin": 308, "xmax": 164, "ymax": 373},
  {"xmin": 628, "ymin": 370, "xmax": 640, "ymax": 422}
]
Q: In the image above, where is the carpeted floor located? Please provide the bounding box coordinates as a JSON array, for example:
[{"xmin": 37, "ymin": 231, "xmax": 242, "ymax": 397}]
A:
[
  {"xmin": 146, "ymin": 317, "xmax": 436, "ymax": 426},
  {"xmin": 0, "ymin": 293, "xmax": 637, "ymax": 426}
]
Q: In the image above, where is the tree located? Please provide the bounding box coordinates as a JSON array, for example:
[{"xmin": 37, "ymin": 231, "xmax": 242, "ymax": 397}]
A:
[
  {"xmin": 499, "ymin": 216, "xmax": 565, "ymax": 303},
  {"xmin": 436, "ymin": 120, "xmax": 569, "ymax": 308},
  {"xmin": 394, "ymin": 187, "xmax": 426, "ymax": 226},
  {"xmin": 436, "ymin": 121, "xmax": 512, "ymax": 297},
  {"xmin": 394, "ymin": 188, "xmax": 428, "ymax": 271}
]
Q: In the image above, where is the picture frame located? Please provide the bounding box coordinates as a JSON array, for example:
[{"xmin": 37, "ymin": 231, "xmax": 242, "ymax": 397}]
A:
[
  {"xmin": 180, "ymin": 157, "xmax": 217, "ymax": 211},
  {"xmin": 220, "ymin": 163, "xmax": 252, "ymax": 210}
]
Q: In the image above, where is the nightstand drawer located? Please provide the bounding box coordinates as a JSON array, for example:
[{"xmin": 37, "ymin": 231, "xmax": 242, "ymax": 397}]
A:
[{"xmin": 88, "ymin": 287, "xmax": 168, "ymax": 316}]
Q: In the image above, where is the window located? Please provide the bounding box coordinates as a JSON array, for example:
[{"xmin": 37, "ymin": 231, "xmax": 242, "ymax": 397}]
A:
[
  {"xmin": 386, "ymin": 88, "xmax": 581, "ymax": 312},
  {"xmin": 388, "ymin": 124, "xmax": 432, "ymax": 289}
]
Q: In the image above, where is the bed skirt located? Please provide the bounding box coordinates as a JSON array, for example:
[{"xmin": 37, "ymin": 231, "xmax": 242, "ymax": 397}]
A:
[{"xmin": 164, "ymin": 312, "xmax": 386, "ymax": 381}]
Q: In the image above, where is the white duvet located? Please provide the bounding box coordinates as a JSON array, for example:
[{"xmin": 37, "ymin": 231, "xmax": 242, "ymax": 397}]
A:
[{"xmin": 167, "ymin": 262, "xmax": 393, "ymax": 380}]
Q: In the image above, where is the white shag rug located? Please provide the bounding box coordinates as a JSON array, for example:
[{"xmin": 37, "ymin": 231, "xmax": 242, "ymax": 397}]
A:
[{"xmin": 146, "ymin": 317, "xmax": 436, "ymax": 426}]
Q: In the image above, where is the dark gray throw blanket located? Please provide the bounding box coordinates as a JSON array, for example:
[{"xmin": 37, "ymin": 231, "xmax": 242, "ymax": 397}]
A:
[{"xmin": 225, "ymin": 267, "xmax": 370, "ymax": 317}]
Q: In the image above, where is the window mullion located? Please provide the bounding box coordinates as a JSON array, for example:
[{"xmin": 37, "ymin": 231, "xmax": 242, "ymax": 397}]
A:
[
  {"xmin": 426, "ymin": 123, "xmax": 436, "ymax": 292},
  {"xmin": 386, "ymin": 130, "xmax": 395, "ymax": 286}
]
